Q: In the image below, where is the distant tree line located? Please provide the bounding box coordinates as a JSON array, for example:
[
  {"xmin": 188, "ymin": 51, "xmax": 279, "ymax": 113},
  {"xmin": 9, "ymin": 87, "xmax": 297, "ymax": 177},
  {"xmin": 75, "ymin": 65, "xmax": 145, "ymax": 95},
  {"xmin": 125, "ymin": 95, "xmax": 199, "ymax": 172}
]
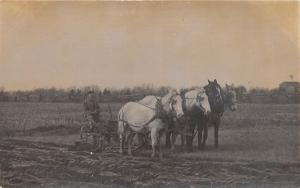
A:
[
  {"xmin": 0, "ymin": 85, "xmax": 172, "ymax": 103},
  {"xmin": 0, "ymin": 84, "xmax": 298, "ymax": 104}
]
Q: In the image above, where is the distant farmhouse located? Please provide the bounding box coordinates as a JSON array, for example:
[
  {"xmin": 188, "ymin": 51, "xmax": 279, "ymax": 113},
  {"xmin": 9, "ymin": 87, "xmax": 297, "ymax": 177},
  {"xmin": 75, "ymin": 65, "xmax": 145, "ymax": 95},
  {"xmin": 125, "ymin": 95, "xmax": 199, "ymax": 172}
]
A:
[
  {"xmin": 279, "ymin": 81, "xmax": 300, "ymax": 94},
  {"xmin": 248, "ymin": 81, "xmax": 300, "ymax": 103},
  {"xmin": 277, "ymin": 81, "xmax": 300, "ymax": 103}
]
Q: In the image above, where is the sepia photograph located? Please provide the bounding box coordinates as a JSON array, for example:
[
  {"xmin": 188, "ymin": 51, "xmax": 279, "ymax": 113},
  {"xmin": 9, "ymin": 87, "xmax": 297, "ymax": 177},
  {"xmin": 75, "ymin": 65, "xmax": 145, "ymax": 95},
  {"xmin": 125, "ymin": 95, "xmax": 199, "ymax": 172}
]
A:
[{"xmin": 0, "ymin": 1, "xmax": 299, "ymax": 188}]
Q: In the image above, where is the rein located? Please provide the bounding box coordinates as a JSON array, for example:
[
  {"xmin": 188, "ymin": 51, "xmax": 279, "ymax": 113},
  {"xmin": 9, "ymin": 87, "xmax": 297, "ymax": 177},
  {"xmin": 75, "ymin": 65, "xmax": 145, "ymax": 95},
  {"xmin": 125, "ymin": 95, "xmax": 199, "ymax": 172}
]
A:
[
  {"xmin": 135, "ymin": 102, "xmax": 156, "ymax": 111},
  {"xmin": 135, "ymin": 95, "xmax": 163, "ymax": 112},
  {"xmin": 119, "ymin": 96, "xmax": 166, "ymax": 128},
  {"xmin": 184, "ymin": 89, "xmax": 206, "ymax": 101},
  {"xmin": 119, "ymin": 114, "xmax": 157, "ymax": 128},
  {"xmin": 184, "ymin": 97, "xmax": 197, "ymax": 100}
]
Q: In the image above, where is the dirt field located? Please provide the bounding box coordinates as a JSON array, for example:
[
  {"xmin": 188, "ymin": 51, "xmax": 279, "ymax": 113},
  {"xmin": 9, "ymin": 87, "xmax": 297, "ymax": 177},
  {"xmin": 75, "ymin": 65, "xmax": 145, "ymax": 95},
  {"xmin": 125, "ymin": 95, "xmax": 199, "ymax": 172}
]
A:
[{"xmin": 0, "ymin": 102, "xmax": 299, "ymax": 187}]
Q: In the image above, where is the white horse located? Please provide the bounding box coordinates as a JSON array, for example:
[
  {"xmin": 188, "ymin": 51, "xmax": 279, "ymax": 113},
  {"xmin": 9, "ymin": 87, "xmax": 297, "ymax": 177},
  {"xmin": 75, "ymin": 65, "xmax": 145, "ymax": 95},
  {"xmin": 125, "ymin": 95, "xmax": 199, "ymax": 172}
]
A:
[
  {"xmin": 167, "ymin": 87, "xmax": 211, "ymax": 150},
  {"xmin": 141, "ymin": 88, "xmax": 211, "ymax": 151},
  {"xmin": 184, "ymin": 88, "xmax": 211, "ymax": 116},
  {"xmin": 118, "ymin": 90, "xmax": 184, "ymax": 158}
]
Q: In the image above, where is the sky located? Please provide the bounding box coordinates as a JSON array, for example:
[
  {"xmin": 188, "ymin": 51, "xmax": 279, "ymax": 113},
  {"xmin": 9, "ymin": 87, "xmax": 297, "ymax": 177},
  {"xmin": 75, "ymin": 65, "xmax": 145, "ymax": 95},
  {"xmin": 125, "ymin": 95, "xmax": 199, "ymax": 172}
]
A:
[{"xmin": 0, "ymin": 1, "xmax": 299, "ymax": 91}]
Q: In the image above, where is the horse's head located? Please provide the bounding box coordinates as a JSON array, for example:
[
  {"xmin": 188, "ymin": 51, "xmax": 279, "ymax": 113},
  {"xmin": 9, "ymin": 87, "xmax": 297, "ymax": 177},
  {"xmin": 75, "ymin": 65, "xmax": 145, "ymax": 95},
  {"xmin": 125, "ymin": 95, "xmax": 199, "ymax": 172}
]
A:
[
  {"xmin": 194, "ymin": 88, "xmax": 211, "ymax": 116},
  {"xmin": 224, "ymin": 84, "xmax": 237, "ymax": 111},
  {"xmin": 204, "ymin": 79, "xmax": 224, "ymax": 113},
  {"xmin": 166, "ymin": 90, "xmax": 184, "ymax": 119}
]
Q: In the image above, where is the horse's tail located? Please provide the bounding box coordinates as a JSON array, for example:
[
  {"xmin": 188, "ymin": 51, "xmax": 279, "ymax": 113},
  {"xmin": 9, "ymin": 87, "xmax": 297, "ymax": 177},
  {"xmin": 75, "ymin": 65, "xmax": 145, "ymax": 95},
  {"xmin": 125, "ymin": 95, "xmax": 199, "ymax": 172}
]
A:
[
  {"xmin": 118, "ymin": 107, "xmax": 127, "ymax": 154},
  {"xmin": 117, "ymin": 108, "xmax": 126, "ymax": 136}
]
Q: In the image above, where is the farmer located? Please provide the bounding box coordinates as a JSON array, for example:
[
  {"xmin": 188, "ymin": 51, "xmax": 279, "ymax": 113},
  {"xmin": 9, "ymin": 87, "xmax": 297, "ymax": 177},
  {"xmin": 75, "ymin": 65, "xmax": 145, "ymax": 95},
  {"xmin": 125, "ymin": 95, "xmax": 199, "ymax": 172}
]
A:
[
  {"xmin": 83, "ymin": 91, "xmax": 100, "ymax": 125},
  {"xmin": 82, "ymin": 91, "xmax": 104, "ymax": 149}
]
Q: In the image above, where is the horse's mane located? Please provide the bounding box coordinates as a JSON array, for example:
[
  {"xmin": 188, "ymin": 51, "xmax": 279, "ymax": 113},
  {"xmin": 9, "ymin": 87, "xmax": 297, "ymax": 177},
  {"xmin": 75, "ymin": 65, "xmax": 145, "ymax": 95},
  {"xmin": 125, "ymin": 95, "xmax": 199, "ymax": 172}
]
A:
[
  {"xmin": 180, "ymin": 87, "xmax": 205, "ymax": 97},
  {"xmin": 161, "ymin": 90, "xmax": 177, "ymax": 104}
]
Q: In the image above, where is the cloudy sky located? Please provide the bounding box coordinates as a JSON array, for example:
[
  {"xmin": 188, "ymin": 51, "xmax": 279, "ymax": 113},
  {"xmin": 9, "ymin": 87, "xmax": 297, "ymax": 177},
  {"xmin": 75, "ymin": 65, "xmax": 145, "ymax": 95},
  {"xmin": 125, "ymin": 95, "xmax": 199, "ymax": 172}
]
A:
[{"xmin": 0, "ymin": 1, "xmax": 299, "ymax": 91}]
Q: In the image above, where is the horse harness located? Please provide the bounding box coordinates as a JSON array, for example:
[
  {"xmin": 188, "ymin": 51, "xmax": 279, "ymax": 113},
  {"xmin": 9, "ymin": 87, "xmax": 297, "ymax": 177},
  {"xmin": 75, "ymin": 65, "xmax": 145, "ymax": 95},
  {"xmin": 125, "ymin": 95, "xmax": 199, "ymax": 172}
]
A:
[
  {"xmin": 181, "ymin": 89, "xmax": 206, "ymax": 113},
  {"xmin": 119, "ymin": 97, "xmax": 168, "ymax": 129},
  {"xmin": 161, "ymin": 90, "xmax": 206, "ymax": 137}
]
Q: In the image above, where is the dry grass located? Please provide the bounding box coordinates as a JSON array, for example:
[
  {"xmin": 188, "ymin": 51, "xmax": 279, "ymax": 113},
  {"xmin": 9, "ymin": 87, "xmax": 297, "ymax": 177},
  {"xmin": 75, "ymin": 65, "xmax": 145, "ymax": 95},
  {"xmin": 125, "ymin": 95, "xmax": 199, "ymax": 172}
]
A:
[
  {"xmin": 178, "ymin": 104, "xmax": 300, "ymax": 163},
  {"xmin": 0, "ymin": 102, "xmax": 122, "ymax": 136}
]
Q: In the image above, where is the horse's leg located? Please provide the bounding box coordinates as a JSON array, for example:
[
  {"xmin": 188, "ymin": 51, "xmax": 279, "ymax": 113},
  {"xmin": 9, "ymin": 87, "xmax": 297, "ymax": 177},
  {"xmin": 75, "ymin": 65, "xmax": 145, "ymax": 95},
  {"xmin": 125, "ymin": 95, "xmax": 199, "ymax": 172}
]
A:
[
  {"xmin": 138, "ymin": 133, "xmax": 147, "ymax": 149},
  {"xmin": 202, "ymin": 119, "xmax": 208, "ymax": 149},
  {"xmin": 197, "ymin": 122, "xmax": 203, "ymax": 150},
  {"xmin": 158, "ymin": 131, "xmax": 163, "ymax": 159},
  {"xmin": 186, "ymin": 119, "xmax": 195, "ymax": 152},
  {"xmin": 151, "ymin": 128, "xmax": 159, "ymax": 158},
  {"xmin": 180, "ymin": 133, "xmax": 185, "ymax": 148},
  {"xmin": 119, "ymin": 131, "xmax": 126, "ymax": 155},
  {"xmin": 214, "ymin": 119, "xmax": 220, "ymax": 148},
  {"xmin": 171, "ymin": 132, "xmax": 177, "ymax": 151},
  {"xmin": 182, "ymin": 124, "xmax": 189, "ymax": 149},
  {"xmin": 165, "ymin": 131, "xmax": 172, "ymax": 149},
  {"xmin": 132, "ymin": 133, "xmax": 146, "ymax": 152},
  {"xmin": 165, "ymin": 120, "xmax": 173, "ymax": 148},
  {"xmin": 179, "ymin": 123, "xmax": 186, "ymax": 149},
  {"xmin": 118, "ymin": 118, "xmax": 127, "ymax": 154},
  {"xmin": 144, "ymin": 133, "xmax": 150, "ymax": 149},
  {"xmin": 127, "ymin": 132, "xmax": 134, "ymax": 156},
  {"xmin": 119, "ymin": 133, "xmax": 124, "ymax": 154}
]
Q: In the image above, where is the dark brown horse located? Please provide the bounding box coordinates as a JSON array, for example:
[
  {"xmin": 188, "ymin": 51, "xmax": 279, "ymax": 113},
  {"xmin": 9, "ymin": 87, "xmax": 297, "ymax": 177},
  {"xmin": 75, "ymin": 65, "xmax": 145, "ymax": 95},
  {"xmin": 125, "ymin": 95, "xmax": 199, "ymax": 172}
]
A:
[
  {"xmin": 165, "ymin": 81, "xmax": 237, "ymax": 151},
  {"xmin": 203, "ymin": 80, "xmax": 237, "ymax": 148}
]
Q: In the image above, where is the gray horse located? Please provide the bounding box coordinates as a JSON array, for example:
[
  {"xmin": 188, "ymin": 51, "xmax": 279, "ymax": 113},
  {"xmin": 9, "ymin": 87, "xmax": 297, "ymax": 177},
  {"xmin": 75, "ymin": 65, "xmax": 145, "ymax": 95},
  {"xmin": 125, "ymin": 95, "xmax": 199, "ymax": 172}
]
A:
[
  {"xmin": 166, "ymin": 87, "xmax": 211, "ymax": 151},
  {"xmin": 118, "ymin": 90, "xmax": 184, "ymax": 158}
]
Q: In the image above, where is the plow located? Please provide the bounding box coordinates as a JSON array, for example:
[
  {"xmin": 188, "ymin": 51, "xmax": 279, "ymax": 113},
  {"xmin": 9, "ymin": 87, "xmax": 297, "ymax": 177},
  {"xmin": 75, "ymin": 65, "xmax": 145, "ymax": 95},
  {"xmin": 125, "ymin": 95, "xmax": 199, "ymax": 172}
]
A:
[
  {"xmin": 79, "ymin": 104, "xmax": 197, "ymax": 153},
  {"xmin": 79, "ymin": 104, "xmax": 119, "ymax": 151}
]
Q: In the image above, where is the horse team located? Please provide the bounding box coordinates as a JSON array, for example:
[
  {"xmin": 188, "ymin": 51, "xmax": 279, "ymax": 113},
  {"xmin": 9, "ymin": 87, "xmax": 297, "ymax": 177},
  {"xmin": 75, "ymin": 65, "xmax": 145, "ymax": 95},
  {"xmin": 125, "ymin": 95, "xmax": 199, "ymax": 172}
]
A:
[{"xmin": 117, "ymin": 79, "xmax": 237, "ymax": 158}]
